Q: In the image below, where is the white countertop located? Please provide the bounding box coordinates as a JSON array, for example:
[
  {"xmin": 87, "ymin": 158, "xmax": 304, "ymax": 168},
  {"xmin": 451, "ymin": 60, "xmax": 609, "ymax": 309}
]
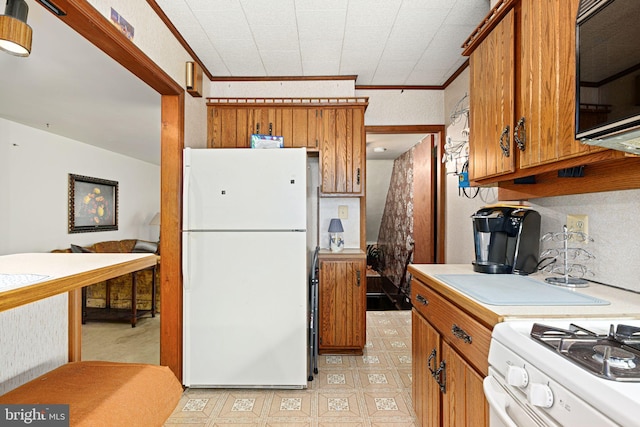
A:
[
  {"xmin": 0, "ymin": 253, "xmax": 158, "ymax": 312},
  {"xmin": 408, "ymin": 264, "xmax": 640, "ymax": 322}
]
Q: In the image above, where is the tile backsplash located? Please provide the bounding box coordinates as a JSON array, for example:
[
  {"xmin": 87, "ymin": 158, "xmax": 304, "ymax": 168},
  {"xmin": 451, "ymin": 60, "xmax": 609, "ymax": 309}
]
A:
[{"xmin": 529, "ymin": 188, "xmax": 640, "ymax": 293}]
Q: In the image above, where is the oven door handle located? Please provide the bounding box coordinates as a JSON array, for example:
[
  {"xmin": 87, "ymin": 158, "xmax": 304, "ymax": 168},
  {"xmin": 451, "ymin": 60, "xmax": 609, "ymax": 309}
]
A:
[{"xmin": 483, "ymin": 376, "xmax": 520, "ymax": 427}]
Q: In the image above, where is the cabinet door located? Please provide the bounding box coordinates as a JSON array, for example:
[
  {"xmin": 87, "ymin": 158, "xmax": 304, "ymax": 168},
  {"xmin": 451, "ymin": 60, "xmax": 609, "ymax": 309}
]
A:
[
  {"xmin": 412, "ymin": 310, "xmax": 441, "ymax": 427},
  {"xmin": 320, "ymin": 107, "xmax": 365, "ymax": 195},
  {"xmin": 306, "ymin": 109, "xmax": 323, "ymax": 150},
  {"xmin": 249, "ymin": 108, "xmax": 277, "ymax": 137},
  {"xmin": 469, "ymin": 9, "xmax": 516, "ymax": 181},
  {"xmin": 441, "ymin": 341, "xmax": 489, "ymax": 427},
  {"xmin": 517, "ymin": 0, "xmax": 600, "ymax": 168},
  {"xmin": 318, "ymin": 258, "xmax": 366, "ymax": 353},
  {"xmin": 207, "ymin": 107, "xmax": 250, "ymax": 148}
]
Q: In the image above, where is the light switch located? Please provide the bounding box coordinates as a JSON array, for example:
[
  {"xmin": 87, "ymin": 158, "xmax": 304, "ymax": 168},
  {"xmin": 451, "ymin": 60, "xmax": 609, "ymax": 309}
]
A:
[{"xmin": 338, "ymin": 205, "xmax": 348, "ymax": 219}]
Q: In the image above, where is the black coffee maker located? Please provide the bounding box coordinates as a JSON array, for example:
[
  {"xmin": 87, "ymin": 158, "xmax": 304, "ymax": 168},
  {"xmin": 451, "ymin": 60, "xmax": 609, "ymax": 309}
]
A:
[{"xmin": 472, "ymin": 206, "xmax": 541, "ymax": 275}]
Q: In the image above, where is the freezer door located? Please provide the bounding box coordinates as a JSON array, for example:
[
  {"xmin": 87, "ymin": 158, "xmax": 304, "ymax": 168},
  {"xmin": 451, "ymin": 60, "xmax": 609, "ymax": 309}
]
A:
[
  {"xmin": 183, "ymin": 148, "xmax": 307, "ymax": 231},
  {"xmin": 183, "ymin": 230, "xmax": 308, "ymax": 388}
]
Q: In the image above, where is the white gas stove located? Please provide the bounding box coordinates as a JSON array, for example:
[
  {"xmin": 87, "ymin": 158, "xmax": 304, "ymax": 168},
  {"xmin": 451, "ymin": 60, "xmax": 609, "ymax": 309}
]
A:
[{"xmin": 485, "ymin": 319, "xmax": 640, "ymax": 427}]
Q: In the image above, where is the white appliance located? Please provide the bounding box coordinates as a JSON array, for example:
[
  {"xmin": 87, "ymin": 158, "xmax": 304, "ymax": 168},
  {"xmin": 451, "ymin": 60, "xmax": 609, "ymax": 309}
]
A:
[
  {"xmin": 484, "ymin": 319, "xmax": 640, "ymax": 427},
  {"xmin": 182, "ymin": 147, "xmax": 308, "ymax": 388}
]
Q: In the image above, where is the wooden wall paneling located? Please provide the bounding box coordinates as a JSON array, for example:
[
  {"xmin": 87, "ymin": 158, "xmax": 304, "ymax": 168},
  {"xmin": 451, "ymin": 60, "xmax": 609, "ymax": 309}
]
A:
[{"xmin": 159, "ymin": 93, "xmax": 184, "ymax": 379}]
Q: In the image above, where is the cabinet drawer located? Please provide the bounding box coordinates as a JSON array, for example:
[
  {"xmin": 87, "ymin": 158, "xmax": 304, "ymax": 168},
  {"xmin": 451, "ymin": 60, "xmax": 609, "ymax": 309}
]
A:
[{"xmin": 411, "ymin": 278, "xmax": 491, "ymax": 376}]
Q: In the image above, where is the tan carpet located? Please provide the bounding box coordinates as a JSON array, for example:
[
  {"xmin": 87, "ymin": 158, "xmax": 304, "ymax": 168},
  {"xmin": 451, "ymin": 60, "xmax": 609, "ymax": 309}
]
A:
[{"xmin": 81, "ymin": 315, "xmax": 160, "ymax": 365}]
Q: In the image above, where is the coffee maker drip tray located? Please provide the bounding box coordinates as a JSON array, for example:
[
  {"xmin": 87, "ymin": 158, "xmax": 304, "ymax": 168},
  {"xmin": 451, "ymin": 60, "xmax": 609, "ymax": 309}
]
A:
[{"xmin": 472, "ymin": 261, "xmax": 513, "ymax": 274}]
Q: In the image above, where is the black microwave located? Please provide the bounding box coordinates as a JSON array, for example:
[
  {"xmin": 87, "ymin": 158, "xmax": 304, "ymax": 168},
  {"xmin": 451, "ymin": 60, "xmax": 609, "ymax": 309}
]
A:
[{"xmin": 576, "ymin": 0, "xmax": 640, "ymax": 154}]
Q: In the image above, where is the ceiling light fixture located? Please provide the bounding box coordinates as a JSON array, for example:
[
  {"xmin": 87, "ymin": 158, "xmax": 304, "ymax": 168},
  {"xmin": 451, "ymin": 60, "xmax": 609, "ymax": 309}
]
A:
[
  {"xmin": 0, "ymin": 0, "xmax": 32, "ymax": 57},
  {"xmin": 373, "ymin": 147, "xmax": 387, "ymax": 153}
]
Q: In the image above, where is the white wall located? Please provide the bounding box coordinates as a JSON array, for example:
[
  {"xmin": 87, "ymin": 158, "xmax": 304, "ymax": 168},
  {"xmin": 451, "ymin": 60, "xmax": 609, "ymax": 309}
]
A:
[
  {"xmin": 0, "ymin": 118, "xmax": 160, "ymax": 255},
  {"xmin": 357, "ymin": 89, "xmax": 444, "ymax": 125},
  {"xmin": 366, "ymin": 160, "xmax": 394, "ymax": 244}
]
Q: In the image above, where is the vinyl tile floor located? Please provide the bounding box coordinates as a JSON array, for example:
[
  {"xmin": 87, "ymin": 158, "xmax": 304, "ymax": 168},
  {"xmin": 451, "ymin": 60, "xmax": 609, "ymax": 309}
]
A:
[{"xmin": 165, "ymin": 310, "xmax": 416, "ymax": 427}]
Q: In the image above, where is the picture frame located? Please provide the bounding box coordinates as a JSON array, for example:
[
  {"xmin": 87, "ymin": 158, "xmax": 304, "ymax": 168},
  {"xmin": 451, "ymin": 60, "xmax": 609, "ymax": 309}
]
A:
[{"xmin": 68, "ymin": 174, "xmax": 118, "ymax": 233}]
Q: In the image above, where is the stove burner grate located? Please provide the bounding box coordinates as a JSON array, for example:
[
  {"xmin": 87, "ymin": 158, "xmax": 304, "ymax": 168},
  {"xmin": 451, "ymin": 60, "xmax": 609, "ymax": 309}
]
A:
[{"xmin": 531, "ymin": 322, "xmax": 640, "ymax": 381}]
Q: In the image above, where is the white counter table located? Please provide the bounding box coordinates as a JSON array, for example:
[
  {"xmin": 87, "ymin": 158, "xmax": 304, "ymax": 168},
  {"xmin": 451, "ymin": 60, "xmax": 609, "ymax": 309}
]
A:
[
  {"xmin": 0, "ymin": 253, "xmax": 158, "ymax": 361},
  {"xmin": 408, "ymin": 264, "xmax": 640, "ymax": 325}
]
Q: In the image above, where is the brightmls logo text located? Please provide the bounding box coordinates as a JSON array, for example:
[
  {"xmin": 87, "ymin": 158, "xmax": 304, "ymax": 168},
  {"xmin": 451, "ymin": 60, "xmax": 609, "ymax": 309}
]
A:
[{"xmin": 0, "ymin": 405, "xmax": 69, "ymax": 426}]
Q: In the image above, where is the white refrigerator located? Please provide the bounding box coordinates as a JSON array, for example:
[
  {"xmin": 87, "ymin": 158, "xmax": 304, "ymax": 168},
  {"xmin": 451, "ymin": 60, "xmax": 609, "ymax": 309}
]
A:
[{"xmin": 182, "ymin": 147, "xmax": 308, "ymax": 388}]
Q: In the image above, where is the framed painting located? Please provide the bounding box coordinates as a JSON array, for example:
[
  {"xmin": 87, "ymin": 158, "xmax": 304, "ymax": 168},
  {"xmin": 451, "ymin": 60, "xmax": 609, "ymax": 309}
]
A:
[{"xmin": 68, "ymin": 174, "xmax": 118, "ymax": 233}]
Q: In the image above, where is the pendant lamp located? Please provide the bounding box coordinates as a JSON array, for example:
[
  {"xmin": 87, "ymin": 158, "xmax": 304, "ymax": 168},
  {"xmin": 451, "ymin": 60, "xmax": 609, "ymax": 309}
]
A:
[{"xmin": 0, "ymin": 0, "xmax": 32, "ymax": 57}]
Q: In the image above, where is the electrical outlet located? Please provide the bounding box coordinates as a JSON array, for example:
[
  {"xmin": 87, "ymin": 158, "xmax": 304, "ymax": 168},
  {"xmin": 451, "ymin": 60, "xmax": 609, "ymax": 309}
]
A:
[
  {"xmin": 338, "ymin": 205, "xmax": 348, "ymax": 219},
  {"xmin": 567, "ymin": 214, "xmax": 588, "ymax": 243}
]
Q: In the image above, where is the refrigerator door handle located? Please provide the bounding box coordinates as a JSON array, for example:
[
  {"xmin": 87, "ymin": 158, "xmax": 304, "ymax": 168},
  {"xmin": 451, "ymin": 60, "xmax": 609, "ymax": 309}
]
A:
[
  {"xmin": 182, "ymin": 148, "xmax": 191, "ymax": 291},
  {"xmin": 183, "ymin": 161, "xmax": 191, "ymax": 232},
  {"xmin": 182, "ymin": 232, "xmax": 190, "ymax": 290}
]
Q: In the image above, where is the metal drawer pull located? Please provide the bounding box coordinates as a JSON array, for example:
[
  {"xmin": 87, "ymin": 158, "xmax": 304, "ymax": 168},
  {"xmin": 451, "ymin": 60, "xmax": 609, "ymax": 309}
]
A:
[
  {"xmin": 356, "ymin": 270, "xmax": 361, "ymax": 287},
  {"xmin": 452, "ymin": 324, "xmax": 472, "ymax": 344},
  {"xmin": 415, "ymin": 294, "xmax": 428, "ymax": 306},
  {"xmin": 499, "ymin": 125, "xmax": 510, "ymax": 157},
  {"xmin": 427, "ymin": 348, "xmax": 437, "ymax": 377},
  {"xmin": 434, "ymin": 360, "xmax": 447, "ymax": 393},
  {"xmin": 514, "ymin": 117, "xmax": 526, "ymax": 151}
]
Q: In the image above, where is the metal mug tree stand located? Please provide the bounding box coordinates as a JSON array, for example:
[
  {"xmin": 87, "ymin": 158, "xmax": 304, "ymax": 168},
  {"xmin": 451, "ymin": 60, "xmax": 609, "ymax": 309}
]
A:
[{"xmin": 540, "ymin": 225, "xmax": 595, "ymax": 287}]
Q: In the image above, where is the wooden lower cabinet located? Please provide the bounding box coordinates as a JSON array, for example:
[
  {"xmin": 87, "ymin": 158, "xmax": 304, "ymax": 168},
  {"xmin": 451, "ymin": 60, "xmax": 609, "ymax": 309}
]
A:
[
  {"xmin": 412, "ymin": 310, "xmax": 441, "ymax": 427},
  {"xmin": 441, "ymin": 341, "xmax": 488, "ymax": 426},
  {"xmin": 318, "ymin": 251, "xmax": 366, "ymax": 355},
  {"xmin": 411, "ymin": 278, "xmax": 490, "ymax": 426}
]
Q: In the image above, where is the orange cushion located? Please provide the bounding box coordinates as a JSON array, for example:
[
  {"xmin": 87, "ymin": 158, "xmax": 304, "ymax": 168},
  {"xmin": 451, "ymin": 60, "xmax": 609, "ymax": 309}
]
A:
[{"xmin": 0, "ymin": 361, "xmax": 183, "ymax": 427}]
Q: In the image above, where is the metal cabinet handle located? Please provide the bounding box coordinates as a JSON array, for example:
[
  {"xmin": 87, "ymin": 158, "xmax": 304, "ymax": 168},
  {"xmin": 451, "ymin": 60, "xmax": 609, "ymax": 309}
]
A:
[
  {"xmin": 427, "ymin": 348, "xmax": 437, "ymax": 377},
  {"xmin": 256, "ymin": 123, "xmax": 260, "ymax": 134},
  {"xmin": 356, "ymin": 168, "xmax": 361, "ymax": 185},
  {"xmin": 415, "ymin": 294, "xmax": 428, "ymax": 306},
  {"xmin": 499, "ymin": 125, "xmax": 510, "ymax": 157},
  {"xmin": 514, "ymin": 117, "xmax": 526, "ymax": 151},
  {"xmin": 356, "ymin": 270, "xmax": 361, "ymax": 287},
  {"xmin": 434, "ymin": 360, "xmax": 447, "ymax": 393},
  {"xmin": 452, "ymin": 324, "xmax": 472, "ymax": 344},
  {"xmin": 268, "ymin": 122, "xmax": 273, "ymax": 136}
]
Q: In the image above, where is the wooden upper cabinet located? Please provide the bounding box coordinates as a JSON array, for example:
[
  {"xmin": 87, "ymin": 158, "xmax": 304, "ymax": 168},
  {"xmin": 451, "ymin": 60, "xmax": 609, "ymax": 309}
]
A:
[
  {"xmin": 516, "ymin": 0, "xmax": 603, "ymax": 168},
  {"xmin": 468, "ymin": 9, "xmax": 516, "ymax": 181},
  {"xmin": 464, "ymin": 0, "xmax": 619, "ymax": 186},
  {"xmin": 320, "ymin": 106, "xmax": 365, "ymax": 195},
  {"xmin": 207, "ymin": 98, "xmax": 367, "ymax": 153}
]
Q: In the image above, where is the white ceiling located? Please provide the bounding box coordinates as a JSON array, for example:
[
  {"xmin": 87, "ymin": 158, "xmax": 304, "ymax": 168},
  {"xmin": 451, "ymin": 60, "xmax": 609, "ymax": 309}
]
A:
[
  {"xmin": 154, "ymin": 0, "xmax": 490, "ymax": 86},
  {"xmin": 0, "ymin": 0, "xmax": 490, "ymax": 164}
]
